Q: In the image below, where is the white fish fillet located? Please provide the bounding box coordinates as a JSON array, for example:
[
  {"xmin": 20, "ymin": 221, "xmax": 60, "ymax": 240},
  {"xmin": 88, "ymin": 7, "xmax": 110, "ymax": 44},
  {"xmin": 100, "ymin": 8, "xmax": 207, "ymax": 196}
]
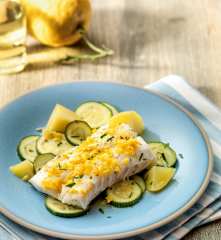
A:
[{"xmin": 30, "ymin": 124, "xmax": 155, "ymax": 209}]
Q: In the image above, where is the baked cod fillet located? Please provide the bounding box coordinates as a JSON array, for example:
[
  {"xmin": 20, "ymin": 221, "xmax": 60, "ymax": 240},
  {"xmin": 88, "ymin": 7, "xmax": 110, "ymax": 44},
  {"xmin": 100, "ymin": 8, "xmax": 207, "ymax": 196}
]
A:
[{"xmin": 30, "ymin": 124, "xmax": 155, "ymax": 209}]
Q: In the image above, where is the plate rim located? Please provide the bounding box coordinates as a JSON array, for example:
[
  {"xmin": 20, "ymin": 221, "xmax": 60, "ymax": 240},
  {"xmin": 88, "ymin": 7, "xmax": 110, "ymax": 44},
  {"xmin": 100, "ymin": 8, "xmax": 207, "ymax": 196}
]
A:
[{"xmin": 0, "ymin": 81, "xmax": 213, "ymax": 240}]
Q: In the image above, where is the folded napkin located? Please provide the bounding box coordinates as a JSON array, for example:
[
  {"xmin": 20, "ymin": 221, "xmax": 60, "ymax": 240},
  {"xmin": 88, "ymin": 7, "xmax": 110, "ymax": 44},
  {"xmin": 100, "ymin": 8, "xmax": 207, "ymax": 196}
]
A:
[{"xmin": 1, "ymin": 75, "xmax": 221, "ymax": 240}]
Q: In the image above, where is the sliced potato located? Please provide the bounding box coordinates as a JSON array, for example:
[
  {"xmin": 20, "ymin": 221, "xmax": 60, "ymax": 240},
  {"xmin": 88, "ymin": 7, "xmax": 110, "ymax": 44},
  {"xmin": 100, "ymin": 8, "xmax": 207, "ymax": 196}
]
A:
[
  {"xmin": 109, "ymin": 111, "xmax": 144, "ymax": 134},
  {"xmin": 10, "ymin": 160, "xmax": 34, "ymax": 181},
  {"xmin": 145, "ymin": 166, "xmax": 175, "ymax": 192},
  {"xmin": 47, "ymin": 104, "xmax": 80, "ymax": 132}
]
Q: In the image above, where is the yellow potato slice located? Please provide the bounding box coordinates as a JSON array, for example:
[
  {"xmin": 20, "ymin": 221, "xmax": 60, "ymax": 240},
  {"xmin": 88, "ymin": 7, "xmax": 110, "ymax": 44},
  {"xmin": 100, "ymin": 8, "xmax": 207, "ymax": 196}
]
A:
[
  {"xmin": 10, "ymin": 160, "xmax": 34, "ymax": 181},
  {"xmin": 47, "ymin": 104, "xmax": 80, "ymax": 132},
  {"xmin": 109, "ymin": 111, "xmax": 144, "ymax": 134}
]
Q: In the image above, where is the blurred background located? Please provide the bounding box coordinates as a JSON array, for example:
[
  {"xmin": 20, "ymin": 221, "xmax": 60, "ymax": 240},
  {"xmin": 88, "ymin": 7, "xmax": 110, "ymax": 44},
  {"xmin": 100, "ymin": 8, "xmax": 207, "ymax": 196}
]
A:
[{"xmin": 1, "ymin": 0, "xmax": 221, "ymax": 105}]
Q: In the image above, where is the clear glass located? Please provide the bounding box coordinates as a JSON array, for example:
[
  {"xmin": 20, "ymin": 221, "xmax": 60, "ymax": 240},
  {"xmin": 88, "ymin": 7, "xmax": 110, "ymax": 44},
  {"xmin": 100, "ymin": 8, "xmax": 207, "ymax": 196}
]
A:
[{"xmin": 0, "ymin": 0, "xmax": 27, "ymax": 74}]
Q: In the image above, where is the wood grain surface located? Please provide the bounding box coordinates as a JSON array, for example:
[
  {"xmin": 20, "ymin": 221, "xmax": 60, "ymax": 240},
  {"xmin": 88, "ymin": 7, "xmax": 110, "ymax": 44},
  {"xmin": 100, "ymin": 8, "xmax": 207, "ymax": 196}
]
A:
[{"xmin": 0, "ymin": 0, "xmax": 221, "ymax": 239}]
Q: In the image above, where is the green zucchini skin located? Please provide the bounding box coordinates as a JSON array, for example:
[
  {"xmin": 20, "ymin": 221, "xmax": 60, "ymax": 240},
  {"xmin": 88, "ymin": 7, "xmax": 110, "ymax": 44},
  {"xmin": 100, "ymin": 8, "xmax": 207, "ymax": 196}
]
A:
[
  {"xmin": 131, "ymin": 175, "xmax": 146, "ymax": 193},
  {"xmin": 110, "ymin": 193, "xmax": 143, "ymax": 208},
  {"xmin": 75, "ymin": 101, "xmax": 112, "ymax": 128},
  {"xmin": 64, "ymin": 120, "xmax": 92, "ymax": 146},
  {"xmin": 45, "ymin": 197, "xmax": 88, "ymax": 218},
  {"xmin": 33, "ymin": 153, "xmax": 55, "ymax": 172},
  {"xmin": 163, "ymin": 146, "xmax": 177, "ymax": 167},
  {"xmin": 149, "ymin": 141, "xmax": 177, "ymax": 167},
  {"xmin": 36, "ymin": 134, "xmax": 71, "ymax": 155},
  {"xmin": 106, "ymin": 180, "xmax": 143, "ymax": 208},
  {"xmin": 17, "ymin": 135, "xmax": 39, "ymax": 162},
  {"xmin": 101, "ymin": 102, "xmax": 119, "ymax": 115}
]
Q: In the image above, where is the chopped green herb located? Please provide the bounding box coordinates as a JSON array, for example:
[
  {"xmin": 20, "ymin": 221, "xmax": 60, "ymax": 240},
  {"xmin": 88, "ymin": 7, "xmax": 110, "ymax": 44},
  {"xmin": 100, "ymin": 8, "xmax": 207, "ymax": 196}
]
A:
[
  {"xmin": 139, "ymin": 153, "xmax": 143, "ymax": 161},
  {"xmin": 29, "ymin": 149, "xmax": 34, "ymax": 153},
  {"xmin": 107, "ymin": 136, "xmax": 114, "ymax": 142},
  {"xmin": 129, "ymin": 192, "xmax": 133, "ymax": 198},
  {"xmin": 179, "ymin": 153, "xmax": 184, "ymax": 159},
  {"xmin": 74, "ymin": 175, "xmax": 84, "ymax": 179},
  {"xmin": 98, "ymin": 208, "xmax": 104, "ymax": 214},
  {"xmin": 57, "ymin": 142, "xmax": 62, "ymax": 147},
  {"xmin": 162, "ymin": 153, "xmax": 167, "ymax": 161},
  {"xmin": 100, "ymin": 133, "xmax": 107, "ymax": 138},
  {"xmin": 71, "ymin": 135, "xmax": 80, "ymax": 138},
  {"xmin": 66, "ymin": 182, "xmax": 75, "ymax": 187},
  {"xmin": 58, "ymin": 163, "xmax": 67, "ymax": 170}
]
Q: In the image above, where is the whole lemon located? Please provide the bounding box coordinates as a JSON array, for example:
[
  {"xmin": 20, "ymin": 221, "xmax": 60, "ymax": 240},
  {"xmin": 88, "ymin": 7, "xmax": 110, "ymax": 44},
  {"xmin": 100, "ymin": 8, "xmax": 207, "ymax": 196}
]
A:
[{"xmin": 22, "ymin": 0, "xmax": 91, "ymax": 47}]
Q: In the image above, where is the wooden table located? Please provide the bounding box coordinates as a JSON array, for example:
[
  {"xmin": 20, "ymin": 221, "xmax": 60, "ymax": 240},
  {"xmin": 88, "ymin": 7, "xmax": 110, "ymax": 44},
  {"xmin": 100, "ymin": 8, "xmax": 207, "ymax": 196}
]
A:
[{"xmin": 1, "ymin": 0, "xmax": 221, "ymax": 239}]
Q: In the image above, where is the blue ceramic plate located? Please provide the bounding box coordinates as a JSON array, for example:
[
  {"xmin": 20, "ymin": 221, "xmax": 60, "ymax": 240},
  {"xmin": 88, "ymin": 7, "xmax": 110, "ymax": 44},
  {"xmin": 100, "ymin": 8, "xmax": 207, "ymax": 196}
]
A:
[{"xmin": 0, "ymin": 82, "xmax": 212, "ymax": 239}]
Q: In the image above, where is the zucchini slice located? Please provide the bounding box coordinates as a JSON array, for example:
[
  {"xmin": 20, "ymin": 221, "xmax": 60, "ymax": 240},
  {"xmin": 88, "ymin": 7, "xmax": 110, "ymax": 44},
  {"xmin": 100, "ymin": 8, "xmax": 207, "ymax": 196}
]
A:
[
  {"xmin": 164, "ymin": 146, "xmax": 177, "ymax": 167},
  {"xmin": 149, "ymin": 142, "xmax": 177, "ymax": 167},
  {"xmin": 34, "ymin": 153, "xmax": 55, "ymax": 172},
  {"xmin": 131, "ymin": 175, "xmax": 146, "ymax": 192},
  {"xmin": 36, "ymin": 134, "xmax": 72, "ymax": 155},
  {"xmin": 64, "ymin": 120, "xmax": 92, "ymax": 145},
  {"xmin": 75, "ymin": 102, "xmax": 112, "ymax": 128},
  {"xmin": 106, "ymin": 180, "xmax": 142, "ymax": 208},
  {"xmin": 145, "ymin": 166, "xmax": 176, "ymax": 192},
  {"xmin": 45, "ymin": 196, "xmax": 87, "ymax": 218},
  {"xmin": 102, "ymin": 102, "xmax": 119, "ymax": 115},
  {"xmin": 17, "ymin": 135, "xmax": 39, "ymax": 162}
]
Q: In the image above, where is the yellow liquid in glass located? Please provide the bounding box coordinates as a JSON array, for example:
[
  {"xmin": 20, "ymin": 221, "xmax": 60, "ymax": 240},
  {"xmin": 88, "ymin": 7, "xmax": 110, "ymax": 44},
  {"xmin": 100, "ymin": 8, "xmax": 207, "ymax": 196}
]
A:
[{"xmin": 0, "ymin": 0, "xmax": 26, "ymax": 74}]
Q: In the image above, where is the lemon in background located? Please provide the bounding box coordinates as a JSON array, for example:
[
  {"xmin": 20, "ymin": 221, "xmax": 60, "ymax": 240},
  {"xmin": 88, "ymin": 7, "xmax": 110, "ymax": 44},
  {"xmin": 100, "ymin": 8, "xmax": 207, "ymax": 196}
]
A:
[{"xmin": 22, "ymin": 0, "xmax": 91, "ymax": 47}]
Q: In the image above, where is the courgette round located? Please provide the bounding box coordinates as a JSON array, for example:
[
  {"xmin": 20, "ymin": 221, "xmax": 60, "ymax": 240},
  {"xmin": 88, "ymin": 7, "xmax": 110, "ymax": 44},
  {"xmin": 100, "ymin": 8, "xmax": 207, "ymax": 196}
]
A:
[
  {"xmin": 17, "ymin": 135, "xmax": 39, "ymax": 162},
  {"xmin": 64, "ymin": 120, "xmax": 92, "ymax": 145},
  {"xmin": 131, "ymin": 175, "xmax": 146, "ymax": 192},
  {"xmin": 33, "ymin": 153, "xmax": 55, "ymax": 172},
  {"xmin": 45, "ymin": 196, "xmax": 88, "ymax": 218},
  {"xmin": 164, "ymin": 146, "xmax": 177, "ymax": 167},
  {"xmin": 102, "ymin": 102, "xmax": 119, "ymax": 115},
  {"xmin": 106, "ymin": 180, "xmax": 143, "ymax": 208},
  {"xmin": 36, "ymin": 134, "xmax": 71, "ymax": 155},
  {"xmin": 75, "ymin": 101, "xmax": 112, "ymax": 128},
  {"xmin": 149, "ymin": 141, "xmax": 177, "ymax": 167}
]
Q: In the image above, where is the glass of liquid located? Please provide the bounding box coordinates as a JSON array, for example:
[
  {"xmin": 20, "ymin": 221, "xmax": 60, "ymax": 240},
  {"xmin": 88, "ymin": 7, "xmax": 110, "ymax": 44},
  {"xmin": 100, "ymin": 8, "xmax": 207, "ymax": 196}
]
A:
[{"xmin": 0, "ymin": 0, "xmax": 27, "ymax": 74}]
